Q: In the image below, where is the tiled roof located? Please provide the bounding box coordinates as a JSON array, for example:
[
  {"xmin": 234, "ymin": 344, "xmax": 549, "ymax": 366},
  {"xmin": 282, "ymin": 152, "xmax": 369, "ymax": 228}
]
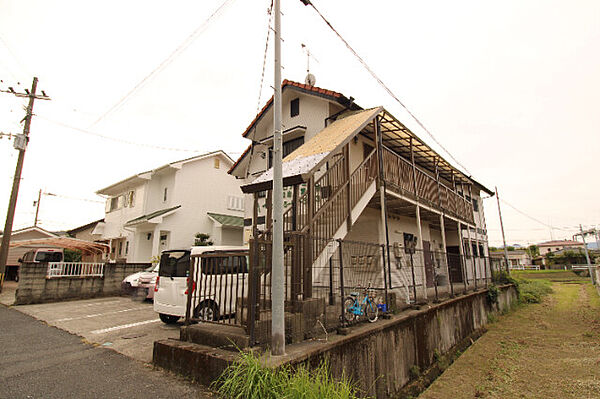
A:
[
  {"xmin": 207, "ymin": 212, "xmax": 244, "ymax": 228},
  {"xmin": 241, "ymin": 79, "xmax": 349, "ymax": 138},
  {"xmin": 538, "ymin": 240, "xmax": 584, "ymax": 247}
]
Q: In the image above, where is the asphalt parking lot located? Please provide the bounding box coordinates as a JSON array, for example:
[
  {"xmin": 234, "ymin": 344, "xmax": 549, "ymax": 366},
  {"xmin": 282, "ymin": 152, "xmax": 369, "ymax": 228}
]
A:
[{"xmin": 14, "ymin": 296, "xmax": 181, "ymax": 363}]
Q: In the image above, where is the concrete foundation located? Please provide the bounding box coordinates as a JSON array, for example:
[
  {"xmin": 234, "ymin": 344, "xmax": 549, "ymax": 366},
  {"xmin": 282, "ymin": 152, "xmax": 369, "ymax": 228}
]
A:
[{"xmin": 153, "ymin": 285, "xmax": 517, "ymax": 398}]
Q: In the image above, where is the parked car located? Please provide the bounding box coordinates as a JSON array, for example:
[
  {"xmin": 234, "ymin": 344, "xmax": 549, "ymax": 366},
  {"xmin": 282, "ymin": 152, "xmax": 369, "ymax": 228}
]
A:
[
  {"xmin": 17, "ymin": 248, "xmax": 64, "ymax": 282},
  {"xmin": 122, "ymin": 264, "xmax": 159, "ymax": 300},
  {"xmin": 153, "ymin": 246, "xmax": 249, "ymax": 324}
]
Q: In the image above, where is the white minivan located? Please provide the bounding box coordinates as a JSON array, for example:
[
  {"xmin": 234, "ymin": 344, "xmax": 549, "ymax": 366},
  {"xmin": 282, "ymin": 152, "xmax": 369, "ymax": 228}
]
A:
[{"xmin": 153, "ymin": 246, "xmax": 249, "ymax": 324}]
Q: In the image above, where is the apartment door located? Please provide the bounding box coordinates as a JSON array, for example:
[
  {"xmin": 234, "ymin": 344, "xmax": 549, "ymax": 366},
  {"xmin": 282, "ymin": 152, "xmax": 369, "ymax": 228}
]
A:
[
  {"xmin": 446, "ymin": 246, "xmax": 463, "ymax": 283},
  {"xmin": 423, "ymin": 241, "xmax": 435, "ymax": 288}
]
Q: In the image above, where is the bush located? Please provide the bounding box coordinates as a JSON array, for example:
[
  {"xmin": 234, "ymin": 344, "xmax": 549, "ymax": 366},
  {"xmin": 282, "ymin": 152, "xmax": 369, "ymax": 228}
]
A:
[
  {"xmin": 214, "ymin": 351, "xmax": 363, "ymax": 399},
  {"xmin": 516, "ymin": 278, "xmax": 552, "ymax": 304},
  {"xmin": 487, "ymin": 284, "xmax": 499, "ymax": 305}
]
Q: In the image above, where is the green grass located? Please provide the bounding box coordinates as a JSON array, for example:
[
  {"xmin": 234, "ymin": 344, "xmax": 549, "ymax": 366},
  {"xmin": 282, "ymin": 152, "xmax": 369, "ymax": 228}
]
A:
[
  {"xmin": 514, "ymin": 278, "xmax": 553, "ymax": 304},
  {"xmin": 214, "ymin": 351, "xmax": 364, "ymax": 399}
]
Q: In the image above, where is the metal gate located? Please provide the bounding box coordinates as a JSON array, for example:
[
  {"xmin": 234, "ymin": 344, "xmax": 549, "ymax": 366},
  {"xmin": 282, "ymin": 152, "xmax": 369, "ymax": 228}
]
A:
[{"xmin": 185, "ymin": 250, "xmax": 249, "ymax": 326}]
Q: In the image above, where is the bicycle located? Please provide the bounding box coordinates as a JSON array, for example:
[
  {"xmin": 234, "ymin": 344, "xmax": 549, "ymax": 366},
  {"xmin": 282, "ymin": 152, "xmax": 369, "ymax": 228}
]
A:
[{"xmin": 342, "ymin": 283, "xmax": 379, "ymax": 323}]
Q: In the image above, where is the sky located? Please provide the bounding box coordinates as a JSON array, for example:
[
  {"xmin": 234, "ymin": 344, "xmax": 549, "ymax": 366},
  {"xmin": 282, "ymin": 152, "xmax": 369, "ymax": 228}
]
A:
[{"xmin": 0, "ymin": 0, "xmax": 599, "ymax": 247}]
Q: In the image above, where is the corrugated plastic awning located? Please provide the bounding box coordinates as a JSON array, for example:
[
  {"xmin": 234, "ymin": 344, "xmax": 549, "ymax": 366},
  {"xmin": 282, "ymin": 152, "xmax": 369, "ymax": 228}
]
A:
[
  {"xmin": 125, "ymin": 205, "xmax": 181, "ymax": 227},
  {"xmin": 241, "ymin": 107, "xmax": 382, "ymax": 193},
  {"xmin": 207, "ymin": 212, "xmax": 244, "ymax": 228},
  {"xmin": 9, "ymin": 237, "xmax": 109, "ymax": 254}
]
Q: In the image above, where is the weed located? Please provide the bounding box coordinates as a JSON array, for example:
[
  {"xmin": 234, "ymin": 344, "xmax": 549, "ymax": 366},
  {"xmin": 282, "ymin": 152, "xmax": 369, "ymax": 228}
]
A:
[
  {"xmin": 433, "ymin": 349, "xmax": 442, "ymax": 363},
  {"xmin": 516, "ymin": 278, "xmax": 552, "ymax": 304},
  {"xmin": 214, "ymin": 350, "xmax": 364, "ymax": 399},
  {"xmin": 409, "ymin": 365, "xmax": 421, "ymax": 379},
  {"xmin": 487, "ymin": 284, "xmax": 499, "ymax": 305},
  {"xmin": 487, "ymin": 313, "xmax": 498, "ymax": 324}
]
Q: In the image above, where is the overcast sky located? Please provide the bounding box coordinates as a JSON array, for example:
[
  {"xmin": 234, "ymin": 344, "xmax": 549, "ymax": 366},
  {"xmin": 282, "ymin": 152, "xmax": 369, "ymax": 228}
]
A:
[{"xmin": 1, "ymin": 0, "xmax": 599, "ymax": 247}]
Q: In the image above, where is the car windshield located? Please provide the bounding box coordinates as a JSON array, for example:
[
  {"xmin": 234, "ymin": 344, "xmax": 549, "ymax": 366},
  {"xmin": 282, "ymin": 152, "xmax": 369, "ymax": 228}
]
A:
[
  {"xmin": 35, "ymin": 252, "xmax": 62, "ymax": 262},
  {"xmin": 159, "ymin": 251, "xmax": 190, "ymax": 277},
  {"xmin": 144, "ymin": 265, "xmax": 157, "ymax": 272}
]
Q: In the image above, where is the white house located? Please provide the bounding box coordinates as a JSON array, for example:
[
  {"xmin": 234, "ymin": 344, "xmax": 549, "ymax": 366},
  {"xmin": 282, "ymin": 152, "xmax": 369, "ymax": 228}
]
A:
[
  {"xmin": 96, "ymin": 151, "xmax": 245, "ymax": 263},
  {"xmin": 229, "ymin": 80, "xmax": 494, "ymax": 300}
]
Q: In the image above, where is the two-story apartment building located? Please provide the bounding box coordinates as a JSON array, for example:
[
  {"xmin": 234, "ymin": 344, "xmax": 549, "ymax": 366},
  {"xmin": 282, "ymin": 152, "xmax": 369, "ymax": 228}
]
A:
[
  {"xmin": 96, "ymin": 151, "xmax": 245, "ymax": 262},
  {"xmin": 229, "ymin": 80, "xmax": 494, "ymax": 301}
]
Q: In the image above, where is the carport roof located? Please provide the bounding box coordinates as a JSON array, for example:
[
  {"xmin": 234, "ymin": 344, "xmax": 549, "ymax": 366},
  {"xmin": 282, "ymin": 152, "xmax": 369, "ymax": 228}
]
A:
[{"xmin": 9, "ymin": 237, "xmax": 109, "ymax": 254}]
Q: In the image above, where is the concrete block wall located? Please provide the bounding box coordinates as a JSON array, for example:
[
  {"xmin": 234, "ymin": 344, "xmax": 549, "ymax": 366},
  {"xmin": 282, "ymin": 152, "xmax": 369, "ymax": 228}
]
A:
[{"xmin": 15, "ymin": 262, "xmax": 151, "ymax": 305}]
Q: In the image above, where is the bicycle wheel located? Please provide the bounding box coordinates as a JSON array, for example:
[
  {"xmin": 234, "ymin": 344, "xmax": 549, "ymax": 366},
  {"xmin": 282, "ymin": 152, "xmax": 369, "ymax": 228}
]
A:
[
  {"xmin": 364, "ymin": 300, "xmax": 379, "ymax": 323},
  {"xmin": 342, "ymin": 296, "xmax": 357, "ymax": 323}
]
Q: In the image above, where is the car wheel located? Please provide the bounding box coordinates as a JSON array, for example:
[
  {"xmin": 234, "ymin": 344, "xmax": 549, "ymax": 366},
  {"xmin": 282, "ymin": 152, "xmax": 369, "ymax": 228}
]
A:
[
  {"xmin": 194, "ymin": 301, "xmax": 219, "ymax": 321},
  {"xmin": 159, "ymin": 313, "xmax": 180, "ymax": 324}
]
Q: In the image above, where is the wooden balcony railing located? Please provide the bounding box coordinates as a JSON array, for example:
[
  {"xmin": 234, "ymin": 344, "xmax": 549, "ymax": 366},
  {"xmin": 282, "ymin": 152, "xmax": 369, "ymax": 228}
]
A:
[{"xmin": 382, "ymin": 147, "xmax": 474, "ymax": 224}]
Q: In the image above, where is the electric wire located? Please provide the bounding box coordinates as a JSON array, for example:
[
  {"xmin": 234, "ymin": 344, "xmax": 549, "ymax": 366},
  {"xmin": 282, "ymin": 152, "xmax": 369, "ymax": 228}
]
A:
[
  {"xmin": 246, "ymin": 1, "xmax": 274, "ymax": 178},
  {"xmin": 37, "ymin": 114, "xmax": 243, "ymax": 155},
  {"xmin": 304, "ymin": 0, "xmax": 473, "ymax": 176},
  {"xmin": 89, "ymin": 0, "xmax": 237, "ymax": 128}
]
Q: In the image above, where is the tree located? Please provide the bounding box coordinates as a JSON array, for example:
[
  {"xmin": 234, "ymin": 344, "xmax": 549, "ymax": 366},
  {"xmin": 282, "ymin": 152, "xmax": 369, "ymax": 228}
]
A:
[
  {"xmin": 526, "ymin": 245, "xmax": 539, "ymax": 258},
  {"xmin": 194, "ymin": 233, "xmax": 213, "ymax": 246},
  {"xmin": 64, "ymin": 248, "xmax": 82, "ymax": 262}
]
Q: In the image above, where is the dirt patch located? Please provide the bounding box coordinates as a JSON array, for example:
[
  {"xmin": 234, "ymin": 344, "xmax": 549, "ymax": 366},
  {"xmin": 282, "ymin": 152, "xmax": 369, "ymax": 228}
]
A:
[{"xmin": 419, "ymin": 282, "xmax": 600, "ymax": 399}]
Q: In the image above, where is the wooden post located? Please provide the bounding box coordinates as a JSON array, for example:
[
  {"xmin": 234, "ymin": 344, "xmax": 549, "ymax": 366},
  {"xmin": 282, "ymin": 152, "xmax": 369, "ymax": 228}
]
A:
[
  {"xmin": 458, "ymin": 222, "xmax": 468, "ymax": 293},
  {"xmin": 345, "ymin": 144, "xmax": 352, "ymax": 230}
]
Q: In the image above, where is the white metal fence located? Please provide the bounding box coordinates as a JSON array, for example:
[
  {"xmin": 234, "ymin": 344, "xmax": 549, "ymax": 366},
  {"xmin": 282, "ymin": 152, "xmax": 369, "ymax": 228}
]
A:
[
  {"xmin": 509, "ymin": 265, "xmax": 540, "ymax": 271},
  {"xmin": 47, "ymin": 262, "xmax": 105, "ymax": 278}
]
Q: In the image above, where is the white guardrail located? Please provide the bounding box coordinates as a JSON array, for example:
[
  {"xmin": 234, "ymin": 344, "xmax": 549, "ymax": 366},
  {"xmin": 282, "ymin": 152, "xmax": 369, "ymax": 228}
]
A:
[
  {"xmin": 509, "ymin": 265, "xmax": 540, "ymax": 271},
  {"xmin": 47, "ymin": 262, "xmax": 105, "ymax": 278}
]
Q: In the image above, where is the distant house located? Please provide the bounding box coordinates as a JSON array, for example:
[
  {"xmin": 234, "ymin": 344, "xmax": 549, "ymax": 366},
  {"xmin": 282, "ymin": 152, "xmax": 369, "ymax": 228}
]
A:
[
  {"xmin": 490, "ymin": 250, "xmax": 532, "ymax": 269},
  {"xmin": 538, "ymin": 240, "xmax": 585, "ymax": 255},
  {"xmin": 67, "ymin": 219, "xmax": 106, "ymax": 262},
  {"xmin": 0, "ymin": 226, "xmax": 59, "ymax": 280},
  {"xmin": 96, "ymin": 151, "xmax": 245, "ymax": 263}
]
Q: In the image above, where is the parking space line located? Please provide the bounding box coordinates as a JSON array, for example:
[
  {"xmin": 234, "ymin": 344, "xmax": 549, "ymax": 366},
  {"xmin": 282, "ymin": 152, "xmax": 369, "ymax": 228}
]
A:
[
  {"xmin": 53, "ymin": 307, "xmax": 145, "ymax": 322},
  {"xmin": 91, "ymin": 319, "xmax": 160, "ymax": 334}
]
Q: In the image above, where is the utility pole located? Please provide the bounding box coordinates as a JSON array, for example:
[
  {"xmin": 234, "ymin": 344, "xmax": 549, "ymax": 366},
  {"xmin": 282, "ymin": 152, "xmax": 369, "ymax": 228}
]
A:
[
  {"xmin": 33, "ymin": 189, "xmax": 42, "ymax": 227},
  {"xmin": 271, "ymin": 0, "xmax": 285, "ymax": 356},
  {"xmin": 578, "ymin": 225, "xmax": 594, "ymax": 284},
  {"xmin": 0, "ymin": 77, "xmax": 50, "ymax": 292},
  {"xmin": 495, "ymin": 187, "xmax": 510, "ymax": 273}
]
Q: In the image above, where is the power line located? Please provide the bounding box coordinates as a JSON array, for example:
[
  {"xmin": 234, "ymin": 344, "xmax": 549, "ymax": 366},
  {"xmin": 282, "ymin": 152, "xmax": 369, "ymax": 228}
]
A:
[
  {"xmin": 256, "ymin": 1, "xmax": 274, "ymax": 114},
  {"xmin": 37, "ymin": 114, "xmax": 244, "ymax": 155},
  {"xmin": 303, "ymin": 0, "xmax": 473, "ymax": 176},
  {"xmin": 89, "ymin": 0, "xmax": 237, "ymax": 128},
  {"xmin": 499, "ymin": 198, "xmax": 572, "ymax": 232},
  {"xmin": 39, "ymin": 115, "xmax": 199, "ymax": 152}
]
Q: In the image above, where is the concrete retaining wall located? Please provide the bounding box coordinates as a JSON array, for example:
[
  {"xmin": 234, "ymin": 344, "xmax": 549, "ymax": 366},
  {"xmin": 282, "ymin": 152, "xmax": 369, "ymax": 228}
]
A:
[
  {"xmin": 15, "ymin": 262, "xmax": 150, "ymax": 305},
  {"xmin": 289, "ymin": 285, "xmax": 517, "ymax": 398},
  {"xmin": 153, "ymin": 285, "xmax": 517, "ymax": 398}
]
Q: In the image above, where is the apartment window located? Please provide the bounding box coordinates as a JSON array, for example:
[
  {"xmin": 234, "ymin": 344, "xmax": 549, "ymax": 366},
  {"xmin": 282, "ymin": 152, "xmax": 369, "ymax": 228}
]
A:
[
  {"xmin": 268, "ymin": 136, "xmax": 304, "ymax": 167},
  {"xmin": 118, "ymin": 241, "xmax": 123, "ymax": 256},
  {"xmin": 109, "ymin": 196, "xmax": 119, "ymax": 212},
  {"xmin": 214, "ymin": 158, "xmax": 220, "ymax": 169},
  {"xmin": 163, "ymin": 187, "xmax": 168, "ymax": 202},
  {"xmin": 257, "ymin": 190, "xmax": 266, "ymax": 198},
  {"xmin": 290, "ymin": 98, "xmax": 299, "ymax": 117},
  {"xmin": 472, "ymin": 198, "xmax": 479, "ymax": 212},
  {"xmin": 125, "ymin": 241, "xmax": 129, "ymax": 255}
]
